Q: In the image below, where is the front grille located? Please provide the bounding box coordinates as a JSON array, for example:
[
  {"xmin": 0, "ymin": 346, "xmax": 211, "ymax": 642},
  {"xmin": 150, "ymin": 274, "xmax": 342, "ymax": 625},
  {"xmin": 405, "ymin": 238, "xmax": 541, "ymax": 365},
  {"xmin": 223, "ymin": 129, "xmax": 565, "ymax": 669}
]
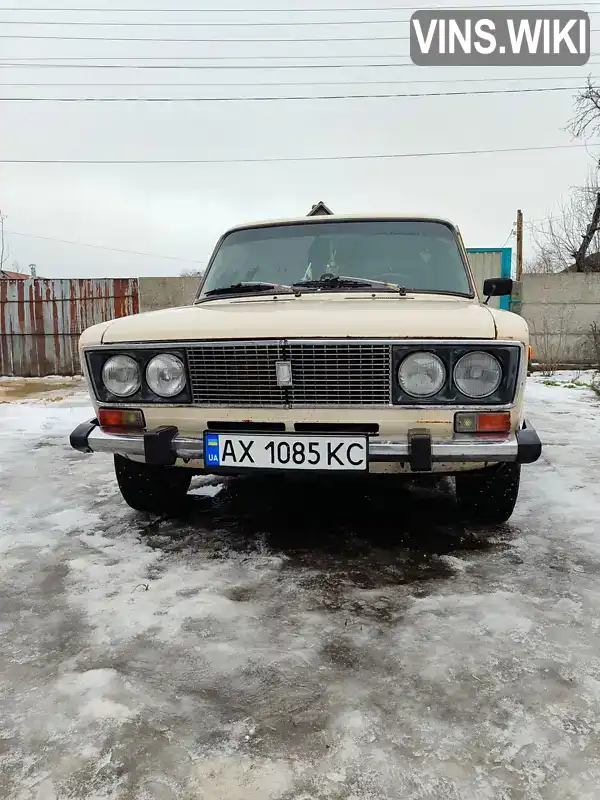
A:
[
  {"xmin": 186, "ymin": 340, "xmax": 392, "ymax": 407},
  {"xmin": 287, "ymin": 342, "xmax": 391, "ymax": 406},
  {"xmin": 187, "ymin": 342, "xmax": 285, "ymax": 406}
]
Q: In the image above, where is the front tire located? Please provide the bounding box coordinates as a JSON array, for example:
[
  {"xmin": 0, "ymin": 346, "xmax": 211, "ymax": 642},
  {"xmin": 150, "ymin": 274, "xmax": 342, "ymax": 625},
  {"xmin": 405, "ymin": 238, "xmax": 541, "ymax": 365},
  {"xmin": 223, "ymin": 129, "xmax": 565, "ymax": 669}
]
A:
[
  {"xmin": 114, "ymin": 454, "xmax": 192, "ymax": 515},
  {"xmin": 455, "ymin": 463, "xmax": 521, "ymax": 524}
]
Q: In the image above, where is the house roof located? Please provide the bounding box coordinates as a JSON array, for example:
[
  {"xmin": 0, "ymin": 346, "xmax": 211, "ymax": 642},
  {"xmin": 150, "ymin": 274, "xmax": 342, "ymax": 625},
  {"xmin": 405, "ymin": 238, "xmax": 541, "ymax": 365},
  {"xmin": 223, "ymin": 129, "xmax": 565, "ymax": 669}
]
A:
[{"xmin": 0, "ymin": 270, "xmax": 30, "ymax": 279}]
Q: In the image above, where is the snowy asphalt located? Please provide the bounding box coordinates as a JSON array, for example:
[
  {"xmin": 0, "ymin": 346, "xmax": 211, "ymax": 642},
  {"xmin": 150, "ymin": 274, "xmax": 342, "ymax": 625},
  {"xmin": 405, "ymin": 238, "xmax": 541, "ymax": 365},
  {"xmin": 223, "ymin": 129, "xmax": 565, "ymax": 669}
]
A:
[{"xmin": 2, "ymin": 374, "xmax": 600, "ymax": 799}]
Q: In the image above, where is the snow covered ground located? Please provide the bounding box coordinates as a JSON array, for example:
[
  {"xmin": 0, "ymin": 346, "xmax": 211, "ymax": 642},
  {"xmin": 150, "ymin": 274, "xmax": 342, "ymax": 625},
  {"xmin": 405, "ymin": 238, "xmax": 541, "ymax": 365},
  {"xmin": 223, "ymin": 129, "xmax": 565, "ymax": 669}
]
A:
[{"xmin": 2, "ymin": 373, "xmax": 600, "ymax": 799}]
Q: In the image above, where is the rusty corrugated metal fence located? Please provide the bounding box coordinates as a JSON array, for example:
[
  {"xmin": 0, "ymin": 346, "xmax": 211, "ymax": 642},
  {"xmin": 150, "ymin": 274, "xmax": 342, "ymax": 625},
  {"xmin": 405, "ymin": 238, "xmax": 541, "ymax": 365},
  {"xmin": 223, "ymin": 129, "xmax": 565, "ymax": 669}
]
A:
[{"xmin": 0, "ymin": 279, "xmax": 139, "ymax": 376}]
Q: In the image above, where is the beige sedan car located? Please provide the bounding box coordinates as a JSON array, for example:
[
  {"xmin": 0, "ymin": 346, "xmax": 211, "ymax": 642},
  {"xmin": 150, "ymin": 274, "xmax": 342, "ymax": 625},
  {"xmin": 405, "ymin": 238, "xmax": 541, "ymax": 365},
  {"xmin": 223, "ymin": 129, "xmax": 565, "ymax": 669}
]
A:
[{"xmin": 70, "ymin": 215, "xmax": 541, "ymax": 523}]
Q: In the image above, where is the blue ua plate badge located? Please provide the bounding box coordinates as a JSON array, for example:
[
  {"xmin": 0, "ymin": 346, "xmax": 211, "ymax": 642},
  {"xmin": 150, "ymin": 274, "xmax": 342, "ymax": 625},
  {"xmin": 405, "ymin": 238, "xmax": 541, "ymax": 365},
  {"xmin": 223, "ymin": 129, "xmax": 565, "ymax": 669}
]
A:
[{"xmin": 204, "ymin": 435, "xmax": 221, "ymax": 467}]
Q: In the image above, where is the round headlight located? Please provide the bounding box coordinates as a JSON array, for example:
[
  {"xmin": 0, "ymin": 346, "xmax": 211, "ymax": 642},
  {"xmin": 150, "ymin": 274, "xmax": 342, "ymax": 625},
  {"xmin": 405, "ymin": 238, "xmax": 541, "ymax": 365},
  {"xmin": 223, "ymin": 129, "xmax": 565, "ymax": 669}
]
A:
[
  {"xmin": 453, "ymin": 351, "xmax": 502, "ymax": 398},
  {"xmin": 398, "ymin": 352, "xmax": 446, "ymax": 398},
  {"xmin": 102, "ymin": 355, "xmax": 140, "ymax": 397},
  {"xmin": 146, "ymin": 354, "xmax": 186, "ymax": 398}
]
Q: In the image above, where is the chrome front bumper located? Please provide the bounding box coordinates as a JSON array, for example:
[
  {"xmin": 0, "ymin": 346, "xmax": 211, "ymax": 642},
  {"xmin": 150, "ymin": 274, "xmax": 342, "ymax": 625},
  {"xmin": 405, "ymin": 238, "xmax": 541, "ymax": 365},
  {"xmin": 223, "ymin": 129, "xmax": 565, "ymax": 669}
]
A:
[{"xmin": 70, "ymin": 419, "xmax": 542, "ymax": 471}]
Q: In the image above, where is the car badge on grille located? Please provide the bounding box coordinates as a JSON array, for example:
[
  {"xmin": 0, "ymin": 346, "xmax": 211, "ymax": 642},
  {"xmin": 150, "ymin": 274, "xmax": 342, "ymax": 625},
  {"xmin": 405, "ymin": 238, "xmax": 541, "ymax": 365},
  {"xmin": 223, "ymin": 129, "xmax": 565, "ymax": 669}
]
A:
[{"xmin": 275, "ymin": 360, "xmax": 293, "ymax": 387}]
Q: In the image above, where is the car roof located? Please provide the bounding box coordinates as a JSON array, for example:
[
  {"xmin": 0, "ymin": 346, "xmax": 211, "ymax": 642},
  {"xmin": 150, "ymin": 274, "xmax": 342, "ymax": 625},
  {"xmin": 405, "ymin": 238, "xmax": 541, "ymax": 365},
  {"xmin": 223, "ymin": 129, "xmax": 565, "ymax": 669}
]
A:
[{"xmin": 223, "ymin": 214, "xmax": 459, "ymax": 235}]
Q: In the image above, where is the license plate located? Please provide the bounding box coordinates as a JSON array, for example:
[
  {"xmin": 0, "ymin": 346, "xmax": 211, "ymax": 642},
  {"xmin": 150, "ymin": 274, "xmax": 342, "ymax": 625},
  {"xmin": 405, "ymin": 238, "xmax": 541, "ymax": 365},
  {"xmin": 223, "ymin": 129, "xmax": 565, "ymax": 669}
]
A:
[{"xmin": 203, "ymin": 433, "xmax": 368, "ymax": 472}]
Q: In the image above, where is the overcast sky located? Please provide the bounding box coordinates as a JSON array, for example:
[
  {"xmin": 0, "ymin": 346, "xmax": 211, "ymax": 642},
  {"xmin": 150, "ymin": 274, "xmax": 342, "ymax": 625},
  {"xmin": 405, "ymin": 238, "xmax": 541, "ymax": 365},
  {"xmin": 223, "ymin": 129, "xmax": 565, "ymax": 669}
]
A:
[{"xmin": 0, "ymin": 0, "xmax": 598, "ymax": 278}]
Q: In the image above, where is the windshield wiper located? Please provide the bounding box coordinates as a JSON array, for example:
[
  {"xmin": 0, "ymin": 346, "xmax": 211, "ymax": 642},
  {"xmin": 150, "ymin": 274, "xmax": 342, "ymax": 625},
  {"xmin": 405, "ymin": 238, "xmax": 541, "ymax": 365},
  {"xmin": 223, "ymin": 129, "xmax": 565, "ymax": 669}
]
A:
[
  {"xmin": 293, "ymin": 275, "xmax": 406, "ymax": 294},
  {"xmin": 204, "ymin": 281, "xmax": 295, "ymax": 297}
]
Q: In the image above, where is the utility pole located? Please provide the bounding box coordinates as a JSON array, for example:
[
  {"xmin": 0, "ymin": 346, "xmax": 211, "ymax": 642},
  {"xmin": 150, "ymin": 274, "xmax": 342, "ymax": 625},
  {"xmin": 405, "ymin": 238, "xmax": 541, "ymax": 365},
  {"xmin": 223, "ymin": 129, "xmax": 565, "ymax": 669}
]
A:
[
  {"xmin": 29, "ymin": 263, "xmax": 37, "ymax": 278},
  {"xmin": 515, "ymin": 209, "xmax": 523, "ymax": 281},
  {"xmin": 0, "ymin": 210, "xmax": 6, "ymax": 271}
]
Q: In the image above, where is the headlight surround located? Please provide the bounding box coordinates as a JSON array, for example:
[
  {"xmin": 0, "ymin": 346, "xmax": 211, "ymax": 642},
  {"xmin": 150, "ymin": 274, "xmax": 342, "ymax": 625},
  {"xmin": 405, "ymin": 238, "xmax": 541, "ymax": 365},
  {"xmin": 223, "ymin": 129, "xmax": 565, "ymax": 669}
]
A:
[
  {"xmin": 453, "ymin": 351, "xmax": 502, "ymax": 398},
  {"xmin": 101, "ymin": 354, "xmax": 140, "ymax": 397},
  {"xmin": 145, "ymin": 353, "xmax": 187, "ymax": 398},
  {"xmin": 398, "ymin": 352, "xmax": 446, "ymax": 398}
]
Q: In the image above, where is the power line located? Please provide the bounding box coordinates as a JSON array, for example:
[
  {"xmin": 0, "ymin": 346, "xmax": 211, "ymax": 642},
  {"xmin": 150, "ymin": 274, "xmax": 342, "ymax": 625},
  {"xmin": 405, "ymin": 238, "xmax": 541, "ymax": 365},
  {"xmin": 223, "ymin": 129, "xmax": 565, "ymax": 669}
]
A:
[
  {"xmin": 5, "ymin": 228, "xmax": 204, "ymax": 263},
  {"xmin": 0, "ymin": 85, "xmax": 587, "ymax": 101},
  {"xmin": 4, "ymin": 57, "xmax": 600, "ymax": 70},
  {"xmin": 0, "ymin": 18, "xmax": 417, "ymax": 26},
  {"xmin": 4, "ymin": 52, "xmax": 598, "ymax": 61},
  {"xmin": 1, "ymin": 76, "xmax": 596, "ymax": 87},
  {"xmin": 0, "ymin": 33, "xmax": 415, "ymax": 41},
  {"xmin": 500, "ymin": 225, "xmax": 516, "ymax": 248},
  {"xmin": 1, "ymin": 142, "xmax": 596, "ymax": 164},
  {"xmin": 0, "ymin": 55, "xmax": 422, "ymax": 61},
  {"xmin": 6, "ymin": 11, "xmax": 600, "ymax": 26},
  {"xmin": 0, "ymin": 61, "xmax": 422, "ymax": 71},
  {"xmin": 2, "ymin": 2, "xmax": 599, "ymax": 10},
  {"xmin": 3, "ymin": 28, "xmax": 600, "ymax": 42}
]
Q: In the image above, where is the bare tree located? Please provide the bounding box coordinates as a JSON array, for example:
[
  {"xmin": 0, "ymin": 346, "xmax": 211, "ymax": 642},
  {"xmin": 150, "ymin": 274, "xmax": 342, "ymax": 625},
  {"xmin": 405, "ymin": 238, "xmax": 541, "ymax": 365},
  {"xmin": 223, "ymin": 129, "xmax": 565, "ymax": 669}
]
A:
[
  {"xmin": 529, "ymin": 166, "xmax": 600, "ymax": 272},
  {"xmin": 523, "ymin": 245, "xmax": 561, "ymax": 274},
  {"xmin": 180, "ymin": 267, "xmax": 204, "ymax": 277},
  {"xmin": 568, "ymin": 77, "xmax": 600, "ymax": 138},
  {"xmin": 530, "ymin": 306, "xmax": 571, "ymax": 374},
  {"xmin": 526, "ymin": 83, "xmax": 600, "ymax": 273}
]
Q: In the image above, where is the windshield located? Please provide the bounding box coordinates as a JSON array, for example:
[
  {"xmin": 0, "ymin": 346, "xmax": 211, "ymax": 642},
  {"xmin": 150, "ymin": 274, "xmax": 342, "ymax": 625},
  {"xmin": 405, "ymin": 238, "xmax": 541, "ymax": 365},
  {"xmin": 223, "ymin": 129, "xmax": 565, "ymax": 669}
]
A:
[{"xmin": 198, "ymin": 219, "xmax": 473, "ymax": 299}]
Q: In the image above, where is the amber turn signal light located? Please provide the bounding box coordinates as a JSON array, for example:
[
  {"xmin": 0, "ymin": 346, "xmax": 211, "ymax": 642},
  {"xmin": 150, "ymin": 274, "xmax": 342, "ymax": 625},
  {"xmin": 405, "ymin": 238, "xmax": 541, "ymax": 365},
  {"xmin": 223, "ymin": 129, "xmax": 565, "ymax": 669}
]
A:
[
  {"xmin": 455, "ymin": 411, "xmax": 511, "ymax": 434},
  {"xmin": 98, "ymin": 408, "xmax": 145, "ymax": 429}
]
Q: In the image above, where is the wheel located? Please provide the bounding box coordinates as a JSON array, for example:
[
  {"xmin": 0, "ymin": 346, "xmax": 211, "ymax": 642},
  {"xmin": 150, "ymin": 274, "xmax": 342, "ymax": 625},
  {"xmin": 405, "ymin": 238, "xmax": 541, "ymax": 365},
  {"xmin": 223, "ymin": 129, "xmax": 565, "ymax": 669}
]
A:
[
  {"xmin": 113, "ymin": 454, "xmax": 192, "ymax": 515},
  {"xmin": 455, "ymin": 463, "xmax": 521, "ymax": 524}
]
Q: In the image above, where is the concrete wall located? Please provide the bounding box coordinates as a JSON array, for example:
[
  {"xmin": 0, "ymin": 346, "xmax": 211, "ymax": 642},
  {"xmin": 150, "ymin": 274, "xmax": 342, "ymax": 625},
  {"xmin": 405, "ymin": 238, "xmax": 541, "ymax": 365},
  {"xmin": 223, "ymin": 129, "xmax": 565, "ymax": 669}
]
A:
[
  {"xmin": 521, "ymin": 273, "xmax": 600, "ymax": 367},
  {"xmin": 137, "ymin": 276, "xmax": 199, "ymax": 313}
]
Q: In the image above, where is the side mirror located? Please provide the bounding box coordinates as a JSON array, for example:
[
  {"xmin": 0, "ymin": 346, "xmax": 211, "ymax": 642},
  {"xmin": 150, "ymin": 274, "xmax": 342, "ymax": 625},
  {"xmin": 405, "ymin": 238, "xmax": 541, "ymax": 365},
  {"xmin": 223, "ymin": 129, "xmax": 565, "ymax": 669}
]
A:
[{"xmin": 482, "ymin": 277, "xmax": 513, "ymax": 304}]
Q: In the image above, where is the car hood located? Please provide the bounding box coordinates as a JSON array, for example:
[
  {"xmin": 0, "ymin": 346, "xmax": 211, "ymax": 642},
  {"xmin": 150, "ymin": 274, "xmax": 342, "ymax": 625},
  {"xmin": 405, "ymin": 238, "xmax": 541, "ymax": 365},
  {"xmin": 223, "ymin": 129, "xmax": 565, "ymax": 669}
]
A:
[{"xmin": 99, "ymin": 294, "xmax": 498, "ymax": 343}]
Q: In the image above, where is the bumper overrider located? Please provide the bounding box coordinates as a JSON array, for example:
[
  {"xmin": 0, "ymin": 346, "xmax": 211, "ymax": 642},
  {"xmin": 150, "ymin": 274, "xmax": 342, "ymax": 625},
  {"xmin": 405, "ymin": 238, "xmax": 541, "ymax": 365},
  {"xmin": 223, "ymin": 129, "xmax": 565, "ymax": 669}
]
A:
[{"xmin": 69, "ymin": 419, "xmax": 542, "ymax": 472}]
